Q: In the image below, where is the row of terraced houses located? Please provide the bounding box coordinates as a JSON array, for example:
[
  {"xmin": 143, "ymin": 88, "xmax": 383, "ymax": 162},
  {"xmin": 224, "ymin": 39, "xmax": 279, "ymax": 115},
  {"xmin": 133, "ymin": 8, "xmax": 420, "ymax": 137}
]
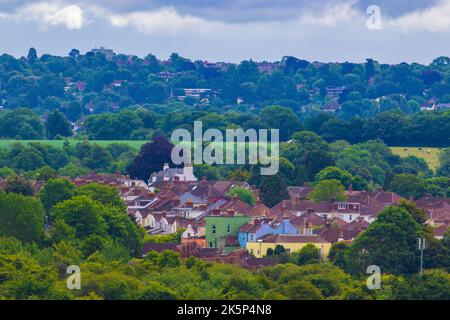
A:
[{"xmin": 60, "ymin": 163, "xmax": 450, "ymax": 267}]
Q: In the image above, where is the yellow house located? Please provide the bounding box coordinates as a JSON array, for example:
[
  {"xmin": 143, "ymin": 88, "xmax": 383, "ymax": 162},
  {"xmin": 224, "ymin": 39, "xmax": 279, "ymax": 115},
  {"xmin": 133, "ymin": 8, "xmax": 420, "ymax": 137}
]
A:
[{"xmin": 246, "ymin": 234, "xmax": 332, "ymax": 259}]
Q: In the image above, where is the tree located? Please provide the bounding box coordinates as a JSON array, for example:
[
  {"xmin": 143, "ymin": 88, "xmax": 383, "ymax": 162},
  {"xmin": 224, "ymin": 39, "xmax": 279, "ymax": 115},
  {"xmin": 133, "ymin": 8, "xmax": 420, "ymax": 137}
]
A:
[
  {"xmin": 27, "ymin": 47, "xmax": 37, "ymax": 64},
  {"xmin": 315, "ymin": 166, "xmax": 355, "ymax": 188},
  {"xmin": 328, "ymin": 242, "xmax": 350, "ymax": 270},
  {"xmin": 139, "ymin": 282, "xmax": 178, "ymax": 300},
  {"xmin": 259, "ymin": 175, "xmax": 289, "ymax": 208},
  {"xmin": 274, "ymin": 245, "xmax": 287, "ymax": 256},
  {"xmin": 102, "ymin": 207, "xmax": 143, "ymax": 256},
  {"xmin": 297, "ymin": 244, "xmax": 321, "ymax": 265},
  {"xmin": 437, "ymin": 148, "xmax": 450, "ymax": 177},
  {"xmin": 309, "ymin": 179, "xmax": 347, "ymax": 203},
  {"xmin": 75, "ymin": 183, "xmax": 125, "ymax": 210},
  {"xmin": 396, "ymin": 199, "xmax": 428, "ymax": 225},
  {"xmin": 0, "ymin": 192, "xmax": 45, "ymax": 242},
  {"xmin": 4, "ymin": 176, "xmax": 33, "ymax": 196},
  {"xmin": 51, "ymin": 196, "xmax": 108, "ymax": 239},
  {"xmin": 49, "ymin": 219, "xmax": 76, "ymax": 244},
  {"xmin": 389, "ymin": 174, "xmax": 426, "ymax": 199},
  {"xmin": 39, "ymin": 178, "xmax": 75, "ymax": 212},
  {"xmin": 12, "ymin": 148, "xmax": 45, "ymax": 172},
  {"xmin": 226, "ymin": 186, "xmax": 256, "ymax": 206},
  {"xmin": 45, "ymin": 110, "xmax": 72, "ymax": 139},
  {"xmin": 259, "ymin": 105, "xmax": 302, "ymax": 141},
  {"xmin": 389, "ymin": 269, "xmax": 450, "ymax": 300},
  {"xmin": 303, "ymin": 150, "xmax": 335, "ymax": 181},
  {"xmin": 283, "ymin": 280, "xmax": 323, "ymax": 300},
  {"xmin": 127, "ymin": 135, "xmax": 174, "ymax": 181},
  {"xmin": 346, "ymin": 206, "xmax": 421, "ymax": 275}
]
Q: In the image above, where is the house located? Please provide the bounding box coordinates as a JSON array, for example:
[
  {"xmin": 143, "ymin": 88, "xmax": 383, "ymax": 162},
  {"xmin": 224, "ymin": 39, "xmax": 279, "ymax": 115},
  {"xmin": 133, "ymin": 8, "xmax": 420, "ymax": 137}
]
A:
[
  {"xmin": 137, "ymin": 212, "xmax": 179, "ymax": 234},
  {"xmin": 246, "ymin": 234, "xmax": 331, "ymax": 258},
  {"xmin": 271, "ymin": 188, "xmax": 402, "ymax": 223},
  {"xmin": 415, "ymin": 196, "xmax": 450, "ymax": 225},
  {"xmin": 148, "ymin": 163, "xmax": 197, "ymax": 185},
  {"xmin": 287, "ymin": 186, "xmax": 313, "ymax": 200},
  {"xmin": 141, "ymin": 241, "xmax": 278, "ymax": 269},
  {"xmin": 91, "ymin": 46, "xmax": 115, "ymax": 61},
  {"xmin": 205, "ymin": 215, "xmax": 251, "ymax": 253},
  {"xmin": 238, "ymin": 215, "xmax": 300, "ymax": 249},
  {"xmin": 181, "ymin": 223, "xmax": 207, "ymax": 247}
]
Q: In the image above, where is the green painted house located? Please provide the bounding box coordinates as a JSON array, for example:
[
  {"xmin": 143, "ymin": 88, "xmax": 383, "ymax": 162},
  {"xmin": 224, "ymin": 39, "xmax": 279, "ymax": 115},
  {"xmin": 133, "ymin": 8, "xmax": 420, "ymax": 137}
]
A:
[{"xmin": 205, "ymin": 215, "xmax": 251, "ymax": 253}]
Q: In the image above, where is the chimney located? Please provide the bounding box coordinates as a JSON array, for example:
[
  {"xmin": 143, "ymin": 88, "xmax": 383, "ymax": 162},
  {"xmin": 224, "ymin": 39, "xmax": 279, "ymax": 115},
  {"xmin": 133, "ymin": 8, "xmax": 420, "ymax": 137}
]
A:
[
  {"xmin": 163, "ymin": 163, "xmax": 169, "ymax": 171},
  {"xmin": 185, "ymin": 198, "xmax": 193, "ymax": 208}
]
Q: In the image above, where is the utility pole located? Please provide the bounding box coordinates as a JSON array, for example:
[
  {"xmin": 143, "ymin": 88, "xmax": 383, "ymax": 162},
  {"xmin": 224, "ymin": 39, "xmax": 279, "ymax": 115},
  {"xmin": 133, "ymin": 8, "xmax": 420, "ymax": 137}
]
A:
[{"xmin": 417, "ymin": 238, "xmax": 426, "ymax": 275}]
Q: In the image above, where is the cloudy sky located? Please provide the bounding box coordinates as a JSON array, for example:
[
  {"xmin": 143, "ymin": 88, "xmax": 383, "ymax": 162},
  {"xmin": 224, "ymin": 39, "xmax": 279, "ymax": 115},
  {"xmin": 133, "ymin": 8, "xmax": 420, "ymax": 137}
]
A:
[{"xmin": 1, "ymin": 0, "xmax": 450, "ymax": 64}]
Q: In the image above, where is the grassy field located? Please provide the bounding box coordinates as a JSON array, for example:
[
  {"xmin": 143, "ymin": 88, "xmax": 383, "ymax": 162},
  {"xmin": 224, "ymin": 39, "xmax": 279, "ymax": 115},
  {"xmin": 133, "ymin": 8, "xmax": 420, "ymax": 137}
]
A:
[
  {"xmin": 0, "ymin": 140, "xmax": 271, "ymax": 150},
  {"xmin": 390, "ymin": 147, "xmax": 442, "ymax": 171},
  {"xmin": 0, "ymin": 140, "xmax": 147, "ymax": 149},
  {"xmin": 0, "ymin": 140, "xmax": 443, "ymax": 170}
]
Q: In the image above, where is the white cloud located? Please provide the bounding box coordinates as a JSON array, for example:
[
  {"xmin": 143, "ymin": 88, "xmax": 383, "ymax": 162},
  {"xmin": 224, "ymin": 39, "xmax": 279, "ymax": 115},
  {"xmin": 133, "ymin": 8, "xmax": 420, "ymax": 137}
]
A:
[
  {"xmin": 107, "ymin": 7, "xmax": 222, "ymax": 34},
  {"xmin": 389, "ymin": 0, "xmax": 450, "ymax": 32},
  {"xmin": 0, "ymin": 1, "xmax": 85, "ymax": 30},
  {"xmin": 300, "ymin": 0, "xmax": 359, "ymax": 26}
]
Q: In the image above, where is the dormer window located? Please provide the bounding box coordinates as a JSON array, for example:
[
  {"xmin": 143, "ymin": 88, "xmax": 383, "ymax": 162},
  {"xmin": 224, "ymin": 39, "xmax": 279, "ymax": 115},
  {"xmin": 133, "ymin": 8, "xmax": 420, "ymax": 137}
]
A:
[{"xmin": 337, "ymin": 203, "xmax": 346, "ymax": 210}]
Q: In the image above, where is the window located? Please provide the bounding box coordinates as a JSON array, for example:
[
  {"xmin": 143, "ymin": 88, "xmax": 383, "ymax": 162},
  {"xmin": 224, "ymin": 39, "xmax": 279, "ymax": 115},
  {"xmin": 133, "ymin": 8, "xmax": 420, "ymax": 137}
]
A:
[
  {"xmin": 211, "ymin": 224, "xmax": 216, "ymax": 235},
  {"xmin": 227, "ymin": 224, "xmax": 231, "ymax": 233},
  {"xmin": 209, "ymin": 242, "xmax": 213, "ymax": 248},
  {"xmin": 250, "ymin": 235, "xmax": 254, "ymax": 241},
  {"xmin": 338, "ymin": 203, "xmax": 346, "ymax": 210},
  {"xmin": 286, "ymin": 249, "xmax": 291, "ymax": 253},
  {"xmin": 349, "ymin": 215, "xmax": 353, "ymax": 221}
]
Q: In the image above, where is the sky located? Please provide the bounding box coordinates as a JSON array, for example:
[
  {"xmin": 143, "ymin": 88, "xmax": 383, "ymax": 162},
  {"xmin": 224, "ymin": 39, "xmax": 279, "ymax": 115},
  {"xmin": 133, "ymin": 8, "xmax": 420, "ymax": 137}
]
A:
[{"xmin": 1, "ymin": 0, "xmax": 450, "ymax": 64}]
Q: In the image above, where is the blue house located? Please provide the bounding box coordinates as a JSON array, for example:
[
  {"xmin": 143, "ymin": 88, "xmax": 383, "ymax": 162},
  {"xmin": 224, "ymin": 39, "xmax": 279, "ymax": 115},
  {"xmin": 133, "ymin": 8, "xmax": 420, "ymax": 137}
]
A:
[{"xmin": 238, "ymin": 217, "xmax": 299, "ymax": 249}]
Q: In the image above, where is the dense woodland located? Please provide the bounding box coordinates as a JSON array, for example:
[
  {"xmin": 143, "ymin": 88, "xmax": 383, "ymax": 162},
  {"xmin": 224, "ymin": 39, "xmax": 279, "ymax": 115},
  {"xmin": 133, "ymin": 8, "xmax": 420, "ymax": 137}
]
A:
[{"xmin": 0, "ymin": 49, "xmax": 449, "ymax": 146}]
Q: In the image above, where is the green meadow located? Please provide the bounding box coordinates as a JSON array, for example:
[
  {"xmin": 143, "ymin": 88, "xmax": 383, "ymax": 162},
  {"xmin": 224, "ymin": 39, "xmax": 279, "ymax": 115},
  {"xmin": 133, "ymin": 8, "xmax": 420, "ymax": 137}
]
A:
[
  {"xmin": 390, "ymin": 147, "xmax": 442, "ymax": 171},
  {"xmin": 0, "ymin": 140, "xmax": 442, "ymax": 171},
  {"xmin": 0, "ymin": 140, "xmax": 147, "ymax": 149}
]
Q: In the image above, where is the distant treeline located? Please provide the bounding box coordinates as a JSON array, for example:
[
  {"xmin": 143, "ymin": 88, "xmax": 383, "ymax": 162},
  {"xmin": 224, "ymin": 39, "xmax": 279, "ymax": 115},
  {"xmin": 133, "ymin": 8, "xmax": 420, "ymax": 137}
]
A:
[
  {"xmin": 1, "ymin": 50, "xmax": 450, "ymax": 145},
  {"xmin": 1, "ymin": 106, "xmax": 449, "ymax": 147}
]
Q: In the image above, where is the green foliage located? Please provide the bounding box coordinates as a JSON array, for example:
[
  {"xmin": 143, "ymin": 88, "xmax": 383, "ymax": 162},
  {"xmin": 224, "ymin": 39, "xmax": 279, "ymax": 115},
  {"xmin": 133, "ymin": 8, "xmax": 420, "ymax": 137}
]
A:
[
  {"xmin": 309, "ymin": 179, "xmax": 347, "ymax": 203},
  {"xmin": 346, "ymin": 206, "xmax": 422, "ymax": 275},
  {"xmin": 4, "ymin": 176, "xmax": 33, "ymax": 196},
  {"xmin": 45, "ymin": 110, "xmax": 72, "ymax": 139},
  {"xmin": 296, "ymin": 244, "xmax": 321, "ymax": 265},
  {"xmin": 259, "ymin": 175, "xmax": 289, "ymax": 208},
  {"xmin": 74, "ymin": 183, "xmax": 126, "ymax": 210},
  {"xmin": 226, "ymin": 186, "xmax": 256, "ymax": 205},
  {"xmin": 0, "ymin": 192, "xmax": 45, "ymax": 243},
  {"xmin": 39, "ymin": 178, "xmax": 75, "ymax": 211},
  {"xmin": 389, "ymin": 173, "xmax": 427, "ymax": 199},
  {"xmin": 315, "ymin": 166, "xmax": 355, "ymax": 188}
]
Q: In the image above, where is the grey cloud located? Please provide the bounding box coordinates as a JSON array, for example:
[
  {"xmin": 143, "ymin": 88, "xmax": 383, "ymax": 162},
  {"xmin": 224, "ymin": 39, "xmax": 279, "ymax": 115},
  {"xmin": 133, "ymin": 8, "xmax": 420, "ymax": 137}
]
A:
[{"xmin": 1, "ymin": 0, "xmax": 442, "ymax": 22}]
